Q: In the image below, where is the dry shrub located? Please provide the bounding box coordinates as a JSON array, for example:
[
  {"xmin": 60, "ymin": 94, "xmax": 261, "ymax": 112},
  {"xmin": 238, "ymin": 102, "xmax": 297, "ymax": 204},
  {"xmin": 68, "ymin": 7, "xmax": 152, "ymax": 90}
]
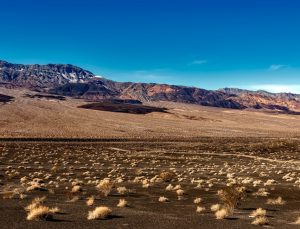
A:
[
  {"xmin": 26, "ymin": 178, "xmax": 47, "ymax": 192},
  {"xmin": 211, "ymin": 204, "xmax": 221, "ymax": 212},
  {"xmin": 117, "ymin": 199, "xmax": 128, "ymax": 207},
  {"xmin": 194, "ymin": 197, "xmax": 202, "ymax": 204},
  {"xmin": 87, "ymin": 206, "xmax": 112, "ymax": 220},
  {"xmin": 251, "ymin": 216, "xmax": 269, "ymax": 225},
  {"xmin": 25, "ymin": 196, "xmax": 47, "ymax": 212},
  {"xmin": 253, "ymin": 188, "xmax": 269, "ymax": 197},
  {"xmin": 71, "ymin": 185, "xmax": 82, "ymax": 193},
  {"xmin": 266, "ymin": 196, "xmax": 286, "ymax": 205},
  {"xmin": 27, "ymin": 205, "xmax": 54, "ymax": 221},
  {"xmin": 165, "ymin": 184, "xmax": 174, "ymax": 191},
  {"xmin": 215, "ymin": 208, "xmax": 230, "ymax": 219},
  {"xmin": 49, "ymin": 207, "xmax": 60, "ymax": 213},
  {"xmin": 196, "ymin": 206, "xmax": 205, "ymax": 213},
  {"xmin": 158, "ymin": 196, "xmax": 169, "ymax": 202},
  {"xmin": 117, "ymin": 186, "xmax": 128, "ymax": 195},
  {"xmin": 294, "ymin": 216, "xmax": 300, "ymax": 224},
  {"xmin": 249, "ymin": 208, "xmax": 266, "ymax": 218},
  {"xmin": 217, "ymin": 186, "xmax": 245, "ymax": 214},
  {"xmin": 86, "ymin": 196, "xmax": 95, "ymax": 206},
  {"xmin": 159, "ymin": 171, "xmax": 176, "ymax": 182},
  {"xmin": 96, "ymin": 179, "xmax": 114, "ymax": 196},
  {"xmin": 176, "ymin": 189, "xmax": 185, "ymax": 196},
  {"xmin": 173, "ymin": 184, "xmax": 181, "ymax": 190}
]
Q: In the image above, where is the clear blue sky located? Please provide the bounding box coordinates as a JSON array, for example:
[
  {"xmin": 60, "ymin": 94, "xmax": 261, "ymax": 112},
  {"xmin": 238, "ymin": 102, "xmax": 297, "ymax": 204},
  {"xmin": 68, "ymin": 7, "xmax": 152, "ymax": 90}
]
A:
[{"xmin": 1, "ymin": 0, "xmax": 300, "ymax": 93}]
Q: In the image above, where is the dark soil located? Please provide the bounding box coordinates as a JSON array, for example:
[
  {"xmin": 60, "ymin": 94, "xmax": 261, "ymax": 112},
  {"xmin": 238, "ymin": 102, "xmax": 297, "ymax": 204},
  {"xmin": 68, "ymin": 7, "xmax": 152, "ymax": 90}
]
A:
[
  {"xmin": 24, "ymin": 94, "xmax": 66, "ymax": 101},
  {"xmin": 78, "ymin": 102, "xmax": 168, "ymax": 114},
  {"xmin": 0, "ymin": 138, "xmax": 299, "ymax": 229},
  {"xmin": 0, "ymin": 94, "xmax": 14, "ymax": 103}
]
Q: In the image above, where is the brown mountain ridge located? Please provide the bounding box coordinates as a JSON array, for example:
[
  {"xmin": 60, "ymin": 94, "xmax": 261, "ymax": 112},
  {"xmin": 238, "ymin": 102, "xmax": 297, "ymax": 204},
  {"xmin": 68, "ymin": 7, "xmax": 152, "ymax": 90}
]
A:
[{"xmin": 1, "ymin": 60, "xmax": 300, "ymax": 113}]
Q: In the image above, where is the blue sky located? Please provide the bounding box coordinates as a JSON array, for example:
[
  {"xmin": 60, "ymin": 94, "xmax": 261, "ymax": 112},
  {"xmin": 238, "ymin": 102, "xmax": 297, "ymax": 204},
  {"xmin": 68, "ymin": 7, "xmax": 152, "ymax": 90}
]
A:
[{"xmin": 1, "ymin": 0, "xmax": 300, "ymax": 93}]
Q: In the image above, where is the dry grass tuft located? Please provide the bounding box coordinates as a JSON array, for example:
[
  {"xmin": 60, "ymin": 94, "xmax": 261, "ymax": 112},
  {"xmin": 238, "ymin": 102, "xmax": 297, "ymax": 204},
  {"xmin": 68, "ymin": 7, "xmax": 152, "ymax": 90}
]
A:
[
  {"xmin": 215, "ymin": 208, "xmax": 230, "ymax": 219},
  {"xmin": 159, "ymin": 171, "xmax": 176, "ymax": 182},
  {"xmin": 211, "ymin": 204, "xmax": 221, "ymax": 212},
  {"xmin": 294, "ymin": 216, "xmax": 300, "ymax": 225},
  {"xmin": 251, "ymin": 216, "xmax": 269, "ymax": 225},
  {"xmin": 249, "ymin": 208, "xmax": 266, "ymax": 218},
  {"xmin": 71, "ymin": 185, "xmax": 82, "ymax": 193},
  {"xmin": 117, "ymin": 199, "xmax": 128, "ymax": 207},
  {"xmin": 196, "ymin": 206, "xmax": 206, "ymax": 213},
  {"xmin": 87, "ymin": 206, "xmax": 112, "ymax": 220},
  {"xmin": 86, "ymin": 196, "xmax": 95, "ymax": 206},
  {"xmin": 217, "ymin": 186, "xmax": 245, "ymax": 215},
  {"xmin": 176, "ymin": 189, "xmax": 185, "ymax": 196},
  {"xmin": 266, "ymin": 196, "xmax": 286, "ymax": 205},
  {"xmin": 194, "ymin": 197, "xmax": 202, "ymax": 204},
  {"xmin": 253, "ymin": 188, "xmax": 269, "ymax": 197},
  {"xmin": 165, "ymin": 184, "xmax": 174, "ymax": 191},
  {"xmin": 158, "ymin": 196, "xmax": 169, "ymax": 202},
  {"xmin": 117, "ymin": 186, "xmax": 128, "ymax": 195},
  {"xmin": 26, "ymin": 205, "xmax": 59, "ymax": 221},
  {"xmin": 96, "ymin": 179, "xmax": 114, "ymax": 197},
  {"xmin": 25, "ymin": 196, "xmax": 47, "ymax": 212}
]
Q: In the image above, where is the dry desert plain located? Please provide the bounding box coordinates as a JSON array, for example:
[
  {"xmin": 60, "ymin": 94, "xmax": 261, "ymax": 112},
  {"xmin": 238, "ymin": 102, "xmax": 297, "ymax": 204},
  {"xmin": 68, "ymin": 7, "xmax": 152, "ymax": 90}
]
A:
[{"xmin": 0, "ymin": 87, "xmax": 300, "ymax": 228}]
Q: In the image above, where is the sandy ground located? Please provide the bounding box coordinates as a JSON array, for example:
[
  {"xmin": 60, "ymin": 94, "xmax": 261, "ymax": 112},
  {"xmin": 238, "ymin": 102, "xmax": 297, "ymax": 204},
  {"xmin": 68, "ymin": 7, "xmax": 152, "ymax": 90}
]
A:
[
  {"xmin": 0, "ymin": 139, "xmax": 299, "ymax": 228},
  {"xmin": 1, "ymin": 87, "xmax": 300, "ymax": 139}
]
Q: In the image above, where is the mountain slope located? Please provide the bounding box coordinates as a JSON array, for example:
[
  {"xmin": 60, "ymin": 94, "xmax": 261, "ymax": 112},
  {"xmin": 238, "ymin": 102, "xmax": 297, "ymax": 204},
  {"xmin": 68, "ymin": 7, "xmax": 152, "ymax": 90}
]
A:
[
  {"xmin": 0, "ymin": 60, "xmax": 94, "ymax": 90},
  {"xmin": 1, "ymin": 60, "xmax": 300, "ymax": 113}
]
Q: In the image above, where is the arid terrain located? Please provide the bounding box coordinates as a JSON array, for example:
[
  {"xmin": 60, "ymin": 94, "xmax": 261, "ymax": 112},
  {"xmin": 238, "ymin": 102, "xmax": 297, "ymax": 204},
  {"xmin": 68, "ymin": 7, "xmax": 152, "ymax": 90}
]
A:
[
  {"xmin": 0, "ymin": 87, "xmax": 300, "ymax": 228},
  {"xmin": 1, "ymin": 87, "xmax": 300, "ymax": 139},
  {"xmin": 2, "ymin": 0, "xmax": 300, "ymax": 227},
  {"xmin": 0, "ymin": 138, "xmax": 300, "ymax": 228}
]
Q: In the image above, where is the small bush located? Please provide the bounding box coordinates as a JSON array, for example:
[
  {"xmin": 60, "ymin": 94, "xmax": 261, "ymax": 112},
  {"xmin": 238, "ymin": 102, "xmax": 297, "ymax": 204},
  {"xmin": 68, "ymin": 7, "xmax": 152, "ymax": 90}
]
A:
[
  {"xmin": 159, "ymin": 171, "xmax": 176, "ymax": 182},
  {"xmin": 26, "ymin": 205, "xmax": 58, "ymax": 221},
  {"xmin": 251, "ymin": 216, "xmax": 268, "ymax": 225},
  {"xmin": 210, "ymin": 204, "xmax": 221, "ymax": 212},
  {"xmin": 96, "ymin": 179, "xmax": 114, "ymax": 197},
  {"xmin": 266, "ymin": 196, "xmax": 286, "ymax": 205},
  {"xmin": 215, "ymin": 208, "xmax": 230, "ymax": 219},
  {"xmin": 194, "ymin": 197, "xmax": 202, "ymax": 204},
  {"xmin": 117, "ymin": 199, "xmax": 128, "ymax": 207},
  {"xmin": 158, "ymin": 196, "xmax": 169, "ymax": 202},
  {"xmin": 87, "ymin": 206, "xmax": 112, "ymax": 220},
  {"xmin": 294, "ymin": 216, "xmax": 300, "ymax": 224},
  {"xmin": 86, "ymin": 196, "xmax": 95, "ymax": 206},
  {"xmin": 249, "ymin": 208, "xmax": 266, "ymax": 218},
  {"xmin": 196, "ymin": 206, "xmax": 205, "ymax": 213}
]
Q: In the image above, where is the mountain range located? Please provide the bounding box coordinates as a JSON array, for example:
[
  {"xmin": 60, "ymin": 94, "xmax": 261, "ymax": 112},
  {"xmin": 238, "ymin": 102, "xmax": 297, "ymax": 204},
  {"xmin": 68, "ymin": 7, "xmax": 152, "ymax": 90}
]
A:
[{"xmin": 1, "ymin": 60, "xmax": 300, "ymax": 113}]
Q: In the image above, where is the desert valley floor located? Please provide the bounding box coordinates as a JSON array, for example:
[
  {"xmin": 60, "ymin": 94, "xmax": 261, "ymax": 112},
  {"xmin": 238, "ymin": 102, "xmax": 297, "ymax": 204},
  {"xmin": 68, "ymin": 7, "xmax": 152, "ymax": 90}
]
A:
[
  {"xmin": 1, "ymin": 87, "xmax": 300, "ymax": 139},
  {"xmin": 0, "ymin": 88, "xmax": 300, "ymax": 228}
]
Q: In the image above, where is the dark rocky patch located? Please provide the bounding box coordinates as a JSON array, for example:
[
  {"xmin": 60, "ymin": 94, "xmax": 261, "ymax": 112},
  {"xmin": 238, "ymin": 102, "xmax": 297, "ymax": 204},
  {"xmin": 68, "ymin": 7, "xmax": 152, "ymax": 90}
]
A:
[
  {"xmin": 0, "ymin": 94, "xmax": 14, "ymax": 103},
  {"xmin": 88, "ymin": 99, "xmax": 142, "ymax": 105},
  {"xmin": 78, "ymin": 102, "xmax": 168, "ymax": 114},
  {"xmin": 24, "ymin": 94, "xmax": 66, "ymax": 100}
]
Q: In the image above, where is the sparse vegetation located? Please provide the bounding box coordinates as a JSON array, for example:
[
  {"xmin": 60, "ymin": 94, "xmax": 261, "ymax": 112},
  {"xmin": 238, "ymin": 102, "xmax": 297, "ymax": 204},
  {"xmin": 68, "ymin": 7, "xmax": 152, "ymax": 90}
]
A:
[{"xmin": 0, "ymin": 138, "xmax": 299, "ymax": 228}]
